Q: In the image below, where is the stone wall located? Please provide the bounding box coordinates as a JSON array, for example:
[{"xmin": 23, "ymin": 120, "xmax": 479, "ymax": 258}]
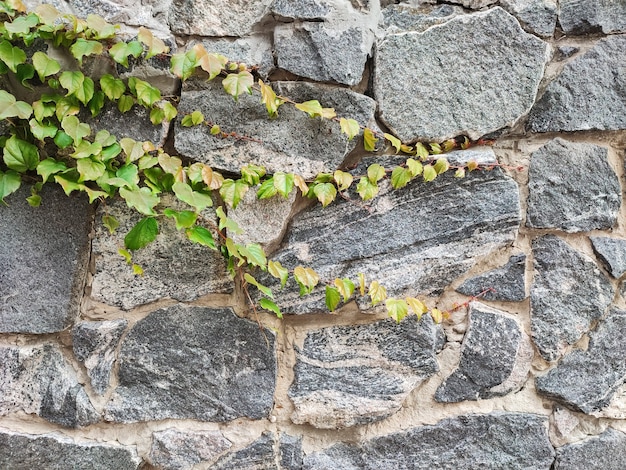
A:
[{"xmin": 2, "ymin": 0, "xmax": 626, "ymax": 468}]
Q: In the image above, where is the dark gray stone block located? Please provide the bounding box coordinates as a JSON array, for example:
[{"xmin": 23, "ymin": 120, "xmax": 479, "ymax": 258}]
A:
[
  {"xmin": 456, "ymin": 254, "xmax": 526, "ymax": 302},
  {"xmin": 280, "ymin": 433, "xmax": 304, "ymax": 470},
  {"xmin": 436, "ymin": 302, "xmax": 532, "ymax": 402},
  {"xmin": 559, "ymin": 0, "xmax": 626, "ymax": 34},
  {"xmin": 554, "ymin": 428, "xmax": 626, "ymax": 470},
  {"xmin": 528, "ymin": 36, "xmax": 626, "ymax": 133},
  {"xmin": 72, "ymin": 319, "xmax": 127, "ymax": 395},
  {"xmin": 304, "ymin": 412, "xmax": 555, "ymax": 469},
  {"xmin": 527, "ymin": 138, "xmax": 620, "ymax": 232},
  {"xmin": 105, "ymin": 305, "xmax": 276, "ymax": 423},
  {"xmin": 531, "ymin": 235, "xmax": 613, "ymax": 361},
  {"xmin": 289, "ymin": 316, "xmax": 444, "ymax": 428},
  {"xmin": 0, "ymin": 431, "xmax": 141, "ymax": 470},
  {"xmin": 149, "ymin": 428, "xmax": 232, "ymax": 470},
  {"xmin": 211, "ymin": 432, "xmax": 277, "ymax": 470},
  {"xmin": 536, "ymin": 309, "xmax": 626, "ymax": 414},
  {"xmin": 591, "ymin": 237, "xmax": 626, "ymax": 279},
  {"xmin": 375, "ymin": 7, "xmax": 548, "ymax": 142},
  {"xmin": 0, "ymin": 185, "xmax": 92, "ymax": 333},
  {"xmin": 0, "ymin": 345, "xmax": 99, "ymax": 428}
]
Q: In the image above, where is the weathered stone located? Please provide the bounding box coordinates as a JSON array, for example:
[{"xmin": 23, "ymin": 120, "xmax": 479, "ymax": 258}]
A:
[
  {"xmin": 149, "ymin": 428, "xmax": 232, "ymax": 470},
  {"xmin": 174, "ymin": 80, "xmax": 378, "ymax": 179},
  {"xmin": 266, "ymin": 148, "xmax": 520, "ymax": 314},
  {"xmin": 105, "ymin": 305, "xmax": 276, "ymax": 422},
  {"xmin": 289, "ymin": 315, "xmax": 444, "ymax": 429},
  {"xmin": 375, "ymin": 7, "xmax": 548, "ymax": 142},
  {"xmin": 0, "ymin": 345, "xmax": 99, "ymax": 428},
  {"xmin": 381, "ymin": 3, "xmax": 464, "ymax": 33},
  {"xmin": 168, "ymin": 0, "xmax": 273, "ymax": 37},
  {"xmin": 271, "ymin": 0, "xmax": 331, "ymax": 20},
  {"xmin": 556, "ymin": 45, "xmax": 579, "ymax": 61},
  {"xmin": 500, "ymin": 0, "xmax": 557, "ymax": 37},
  {"xmin": 0, "ymin": 185, "xmax": 92, "ymax": 333},
  {"xmin": 304, "ymin": 412, "xmax": 555, "ymax": 469},
  {"xmin": 72, "ymin": 319, "xmax": 127, "ymax": 395},
  {"xmin": 0, "ymin": 431, "xmax": 141, "ymax": 470},
  {"xmin": 446, "ymin": 0, "xmax": 498, "ymax": 8},
  {"xmin": 196, "ymin": 35, "xmax": 274, "ymax": 79},
  {"xmin": 527, "ymin": 139, "xmax": 620, "ymax": 232},
  {"xmin": 536, "ymin": 309, "xmax": 626, "ymax": 414},
  {"xmin": 68, "ymin": 0, "xmax": 170, "ymax": 32},
  {"xmin": 211, "ymin": 432, "xmax": 277, "ymax": 470},
  {"xmin": 559, "ymin": 0, "xmax": 626, "ymax": 34},
  {"xmin": 591, "ymin": 237, "xmax": 626, "ymax": 279},
  {"xmin": 456, "ymin": 254, "xmax": 526, "ymax": 302},
  {"xmin": 91, "ymin": 197, "xmax": 232, "ymax": 310},
  {"xmin": 531, "ymin": 235, "xmax": 613, "ymax": 362},
  {"xmin": 280, "ymin": 434, "xmax": 304, "ymax": 470},
  {"xmin": 554, "ymin": 428, "xmax": 626, "ymax": 470},
  {"xmin": 528, "ymin": 36, "xmax": 626, "ymax": 133}
]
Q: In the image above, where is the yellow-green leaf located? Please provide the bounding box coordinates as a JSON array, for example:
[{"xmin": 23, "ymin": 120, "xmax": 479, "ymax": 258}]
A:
[
  {"xmin": 244, "ymin": 273, "xmax": 273, "ymax": 298},
  {"xmin": 356, "ymin": 176, "xmax": 378, "ymax": 201},
  {"xmin": 273, "ymin": 171, "xmax": 294, "ymax": 198},
  {"xmin": 194, "ymin": 44, "xmax": 227, "ymax": 80},
  {"xmin": 390, "ymin": 166, "xmax": 412, "ymax": 190},
  {"xmin": 268, "ymin": 260, "xmax": 289, "ymax": 288},
  {"xmin": 293, "ymin": 266, "xmax": 320, "ymax": 296},
  {"xmin": 386, "ymin": 298, "xmax": 408, "ymax": 323},
  {"xmin": 222, "ymin": 71, "xmax": 253, "ymax": 99},
  {"xmin": 363, "ymin": 127, "xmax": 378, "ymax": 152},
  {"xmin": 367, "ymin": 163, "xmax": 385, "ymax": 184},
  {"xmin": 358, "ymin": 273, "xmax": 366, "ymax": 296},
  {"xmin": 186, "ymin": 226, "xmax": 216, "ymax": 249},
  {"xmin": 32, "ymin": 51, "xmax": 60, "ymax": 82},
  {"xmin": 109, "ymin": 40, "xmax": 143, "ymax": 68},
  {"xmin": 406, "ymin": 297, "xmax": 428, "ymax": 320},
  {"xmin": 181, "ymin": 110, "xmax": 204, "ymax": 127},
  {"xmin": 406, "ymin": 158, "xmax": 423, "ymax": 177},
  {"xmin": 313, "ymin": 182, "xmax": 337, "ymax": 207},
  {"xmin": 259, "ymin": 298, "xmax": 282, "ymax": 318},
  {"xmin": 259, "ymin": 79, "xmax": 283, "ymax": 118},
  {"xmin": 431, "ymin": 308, "xmax": 443, "ymax": 324},
  {"xmin": 172, "ymin": 181, "xmax": 213, "ymax": 211},
  {"xmin": 333, "ymin": 170, "xmax": 353, "ymax": 192},
  {"xmin": 422, "ymin": 164, "xmax": 437, "ymax": 182},
  {"xmin": 368, "ymin": 281, "xmax": 387, "ymax": 306},
  {"xmin": 384, "ymin": 132, "xmax": 402, "ymax": 153},
  {"xmin": 325, "ymin": 286, "xmax": 341, "ymax": 312},
  {"xmin": 70, "ymin": 38, "xmax": 103, "ymax": 65},
  {"xmin": 434, "ymin": 157, "xmax": 450, "ymax": 174},
  {"xmin": 339, "ymin": 117, "xmax": 360, "ymax": 140},
  {"xmin": 334, "ymin": 277, "xmax": 355, "ymax": 302}
]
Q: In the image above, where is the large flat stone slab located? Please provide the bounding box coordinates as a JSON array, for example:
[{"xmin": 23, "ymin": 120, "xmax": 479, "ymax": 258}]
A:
[
  {"xmin": 527, "ymin": 138, "xmax": 620, "ymax": 232},
  {"xmin": 375, "ymin": 7, "xmax": 548, "ymax": 142},
  {"xmin": 528, "ymin": 36, "xmax": 626, "ymax": 133},
  {"xmin": 0, "ymin": 185, "xmax": 92, "ymax": 333},
  {"xmin": 554, "ymin": 428, "xmax": 626, "ymax": 470},
  {"xmin": 0, "ymin": 344, "xmax": 98, "ymax": 428},
  {"xmin": 304, "ymin": 412, "xmax": 554, "ymax": 469},
  {"xmin": 174, "ymin": 80, "xmax": 377, "ymax": 179},
  {"xmin": 456, "ymin": 254, "xmax": 526, "ymax": 302},
  {"xmin": 289, "ymin": 316, "xmax": 444, "ymax": 429},
  {"xmin": 531, "ymin": 235, "xmax": 613, "ymax": 362},
  {"xmin": 591, "ymin": 236, "xmax": 626, "ymax": 279},
  {"xmin": 0, "ymin": 431, "xmax": 141, "ymax": 470},
  {"xmin": 559, "ymin": 0, "xmax": 626, "ymax": 34},
  {"xmin": 105, "ymin": 305, "xmax": 276, "ymax": 423},
  {"xmin": 536, "ymin": 308, "xmax": 626, "ymax": 415},
  {"xmin": 500, "ymin": 0, "xmax": 557, "ymax": 37}
]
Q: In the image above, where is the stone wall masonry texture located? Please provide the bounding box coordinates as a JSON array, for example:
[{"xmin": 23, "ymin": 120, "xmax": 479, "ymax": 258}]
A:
[{"xmin": 1, "ymin": 0, "xmax": 626, "ymax": 468}]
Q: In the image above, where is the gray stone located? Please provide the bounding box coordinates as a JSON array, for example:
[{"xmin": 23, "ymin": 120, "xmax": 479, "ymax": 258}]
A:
[
  {"xmin": 559, "ymin": 0, "xmax": 626, "ymax": 34},
  {"xmin": 289, "ymin": 315, "xmax": 444, "ymax": 429},
  {"xmin": 168, "ymin": 0, "xmax": 273, "ymax": 37},
  {"xmin": 531, "ymin": 235, "xmax": 613, "ymax": 362},
  {"xmin": 375, "ymin": 7, "xmax": 548, "ymax": 142},
  {"xmin": 149, "ymin": 428, "xmax": 232, "ymax": 470},
  {"xmin": 554, "ymin": 428, "xmax": 626, "ymax": 470},
  {"xmin": 591, "ymin": 237, "xmax": 626, "ymax": 279},
  {"xmin": 536, "ymin": 309, "xmax": 626, "ymax": 414},
  {"xmin": 446, "ymin": 0, "xmax": 498, "ymax": 8},
  {"xmin": 174, "ymin": 80, "xmax": 378, "ymax": 179},
  {"xmin": 556, "ymin": 45, "xmax": 579, "ymax": 61},
  {"xmin": 72, "ymin": 319, "xmax": 127, "ymax": 395},
  {"xmin": 105, "ymin": 305, "xmax": 276, "ymax": 422},
  {"xmin": 304, "ymin": 412, "xmax": 555, "ymax": 469},
  {"xmin": 527, "ymin": 139, "xmax": 620, "ymax": 232},
  {"xmin": 280, "ymin": 434, "xmax": 304, "ymax": 470},
  {"xmin": 381, "ymin": 4, "xmax": 464, "ymax": 33},
  {"xmin": 0, "ymin": 185, "xmax": 92, "ymax": 333},
  {"xmin": 271, "ymin": 0, "xmax": 331, "ymax": 20},
  {"xmin": 436, "ymin": 302, "xmax": 532, "ymax": 402},
  {"xmin": 266, "ymin": 148, "xmax": 520, "ymax": 314},
  {"xmin": 91, "ymin": 196, "xmax": 232, "ymax": 311},
  {"xmin": 211, "ymin": 432, "xmax": 277, "ymax": 470},
  {"xmin": 528, "ymin": 36, "xmax": 626, "ymax": 133},
  {"xmin": 196, "ymin": 35, "xmax": 275, "ymax": 79},
  {"xmin": 500, "ymin": 0, "xmax": 558, "ymax": 37},
  {"xmin": 456, "ymin": 254, "xmax": 526, "ymax": 302},
  {"xmin": 68, "ymin": 0, "xmax": 170, "ymax": 32},
  {"xmin": 0, "ymin": 431, "xmax": 141, "ymax": 470},
  {"xmin": 0, "ymin": 344, "xmax": 99, "ymax": 428}
]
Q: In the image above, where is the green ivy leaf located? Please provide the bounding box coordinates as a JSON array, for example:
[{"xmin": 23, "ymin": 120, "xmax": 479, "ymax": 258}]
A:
[
  {"xmin": 32, "ymin": 99, "xmax": 55, "ymax": 122},
  {"xmin": 367, "ymin": 163, "xmax": 386, "ymax": 184},
  {"xmin": 293, "ymin": 266, "xmax": 320, "ymax": 296},
  {"xmin": 334, "ymin": 277, "xmax": 355, "ymax": 302},
  {"xmin": 120, "ymin": 186, "xmax": 159, "ymax": 215},
  {"xmin": 26, "ymin": 193, "xmax": 41, "ymax": 207},
  {"xmin": 100, "ymin": 74, "xmax": 126, "ymax": 100},
  {"xmin": 181, "ymin": 110, "xmax": 204, "ymax": 127},
  {"xmin": 295, "ymin": 100, "xmax": 322, "ymax": 118},
  {"xmin": 124, "ymin": 216, "xmax": 158, "ymax": 250},
  {"xmin": 72, "ymin": 140, "xmax": 102, "ymax": 159},
  {"xmin": 120, "ymin": 137, "xmax": 145, "ymax": 163},
  {"xmin": 222, "ymin": 71, "xmax": 253, "ymax": 100},
  {"xmin": 313, "ymin": 182, "xmax": 337, "ymax": 207},
  {"xmin": 268, "ymin": 260, "xmax": 289, "ymax": 288},
  {"xmin": 61, "ymin": 115, "xmax": 90, "ymax": 144},
  {"xmin": 186, "ymin": 226, "xmax": 216, "ymax": 249},
  {"xmin": 390, "ymin": 166, "xmax": 412, "ymax": 190},
  {"xmin": 53, "ymin": 130, "xmax": 73, "ymax": 149},
  {"xmin": 386, "ymin": 298, "xmax": 408, "ymax": 323},
  {"xmin": 16, "ymin": 63, "xmax": 34, "ymax": 88},
  {"xmin": 172, "ymin": 181, "xmax": 213, "ymax": 212},
  {"xmin": 422, "ymin": 164, "xmax": 437, "ymax": 182},
  {"xmin": 5, "ymin": 13, "xmax": 38, "ymax": 35},
  {"xmin": 415, "ymin": 142, "xmax": 429, "ymax": 160},
  {"xmin": 259, "ymin": 79, "xmax": 283, "ymax": 118},
  {"xmin": 88, "ymin": 90, "xmax": 105, "ymax": 117},
  {"xmin": 69, "ymin": 38, "xmax": 103, "ymax": 65},
  {"xmin": 0, "ymin": 90, "xmax": 32, "ymax": 119},
  {"xmin": 3, "ymin": 135, "xmax": 39, "ymax": 172},
  {"xmin": 170, "ymin": 49, "xmax": 198, "ymax": 81},
  {"xmin": 216, "ymin": 206, "xmax": 243, "ymax": 234},
  {"xmin": 333, "ymin": 170, "xmax": 353, "ymax": 192},
  {"xmin": 257, "ymin": 178, "xmax": 277, "ymax": 200},
  {"xmin": 239, "ymin": 243, "xmax": 267, "ymax": 269},
  {"xmin": 259, "ymin": 298, "xmax": 282, "ymax": 318},
  {"xmin": 325, "ymin": 286, "xmax": 341, "ymax": 312},
  {"xmin": 356, "ymin": 176, "xmax": 378, "ymax": 201},
  {"xmin": 339, "ymin": 117, "xmax": 360, "ymax": 140},
  {"xmin": 86, "ymin": 13, "xmax": 118, "ymax": 39},
  {"xmin": 130, "ymin": 77, "xmax": 161, "ymax": 107},
  {"xmin": 117, "ymin": 94, "xmax": 135, "ymax": 113},
  {"xmin": 406, "ymin": 158, "xmax": 423, "ymax": 177},
  {"xmin": 76, "ymin": 157, "xmax": 106, "ymax": 181},
  {"xmin": 164, "ymin": 208, "xmax": 198, "ymax": 230},
  {"xmin": 220, "ymin": 179, "xmax": 248, "ymax": 209},
  {"xmin": 369, "ymin": 280, "xmax": 387, "ymax": 306},
  {"xmin": 241, "ymin": 164, "xmax": 266, "ymax": 186},
  {"xmin": 244, "ymin": 273, "xmax": 273, "ymax": 298},
  {"xmin": 384, "ymin": 133, "xmax": 402, "ymax": 153},
  {"xmin": 109, "ymin": 40, "xmax": 143, "ymax": 67},
  {"xmin": 29, "ymin": 118, "xmax": 57, "ymax": 140},
  {"xmin": 54, "ymin": 173, "xmax": 83, "ymax": 195},
  {"xmin": 116, "ymin": 164, "xmax": 140, "ymax": 187},
  {"xmin": 54, "ymin": 97, "xmax": 80, "ymax": 121},
  {"xmin": 102, "ymin": 214, "xmax": 119, "ymax": 234},
  {"xmin": 0, "ymin": 40, "xmax": 26, "ymax": 72},
  {"xmin": 118, "ymin": 247, "xmax": 132, "ymax": 264},
  {"xmin": 0, "ymin": 170, "xmax": 20, "ymax": 205},
  {"xmin": 37, "ymin": 158, "xmax": 66, "ymax": 182},
  {"xmin": 363, "ymin": 127, "xmax": 378, "ymax": 152},
  {"xmin": 59, "ymin": 71, "xmax": 94, "ymax": 105},
  {"xmin": 434, "ymin": 157, "xmax": 450, "ymax": 174},
  {"xmin": 273, "ymin": 172, "xmax": 294, "ymax": 198}
]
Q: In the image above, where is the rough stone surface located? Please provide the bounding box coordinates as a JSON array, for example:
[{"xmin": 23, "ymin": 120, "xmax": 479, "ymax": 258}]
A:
[
  {"xmin": 196, "ymin": 35, "xmax": 274, "ymax": 79},
  {"xmin": 271, "ymin": 0, "xmax": 331, "ymax": 20},
  {"xmin": 446, "ymin": 0, "xmax": 498, "ymax": 8},
  {"xmin": 554, "ymin": 428, "xmax": 626, "ymax": 470},
  {"xmin": 174, "ymin": 80, "xmax": 378, "ymax": 179},
  {"xmin": 536, "ymin": 308, "xmax": 626, "ymax": 414},
  {"xmin": 456, "ymin": 254, "xmax": 526, "ymax": 302},
  {"xmin": 0, "ymin": 431, "xmax": 141, "ymax": 470},
  {"xmin": 559, "ymin": 0, "xmax": 626, "ymax": 34},
  {"xmin": 267, "ymin": 148, "xmax": 520, "ymax": 314},
  {"xmin": 375, "ymin": 7, "xmax": 548, "ymax": 142},
  {"xmin": 72, "ymin": 319, "xmax": 128, "ymax": 395},
  {"xmin": 105, "ymin": 305, "xmax": 276, "ymax": 423},
  {"xmin": 527, "ymin": 138, "xmax": 620, "ymax": 232},
  {"xmin": 211, "ymin": 432, "xmax": 277, "ymax": 470},
  {"xmin": 0, "ymin": 185, "xmax": 92, "ymax": 334},
  {"xmin": 304, "ymin": 413, "xmax": 555, "ymax": 469},
  {"xmin": 591, "ymin": 236, "xmax": 626, "ymax": 279},
  {"xmin": 380, "ymin": 3, "xmax": 464, "ymax": 33},
  {"xmin": 436, "ymin": 302, "xmax": 532, "ymax": 402},
  {"xmin": 68, "ymin": 0, "xmax": 170, "ymax": 32},
  {"xmin": 280, "ymin": 433, "xmax": 304, "ymax": 470},
  {"xmin": 149, "ymin": 428, "xmax": 232, "ymax": 470},
  {"xmin": 91, "ymin": 196, "xmax": 232, "ymax": 310},
  {"xmin": 528, "ymin": 36, "xmax": 626, "ymax": 133},
  {"xmin": 0, "ymin": 345, "xmax": 99, "ymax": 428},
  {"xmin": 168, "ymin": 0, "xmax": 273, "ymax": 36},
  {"xmin": 531, "ymin": 235, "xmax": 613, "ymax": 362},
  {"xmin": 500, "ymin": 0, "xmax": 557, "ymax": 37},
  {"xmin": 289, "ymin": 316, "xmax": 444, "ymax": 429}
]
